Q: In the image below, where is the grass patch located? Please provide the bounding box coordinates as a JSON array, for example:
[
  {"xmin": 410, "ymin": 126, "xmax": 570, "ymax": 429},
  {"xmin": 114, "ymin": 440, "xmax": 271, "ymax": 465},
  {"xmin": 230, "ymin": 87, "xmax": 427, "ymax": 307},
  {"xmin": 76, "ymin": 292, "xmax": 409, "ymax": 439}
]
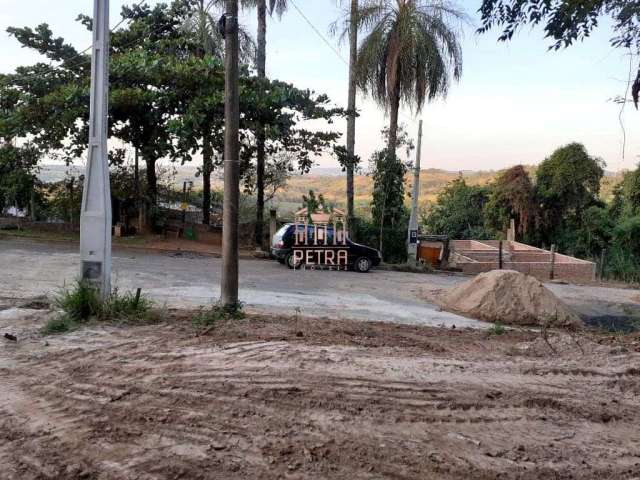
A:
[
  {"xmin": 488, "ymin": 321, "xmax": 506, "ymax": 336},
  {"xmin": 193, "ymin": 302, "xmax": 245, "ymax": 328},
  {"xmin": 42, "ymin": 316, "xmax": 78, "ymax": 335},
  {"xmin": 43, "ymin": 281, "xmax": 158, "ymax": 335}
]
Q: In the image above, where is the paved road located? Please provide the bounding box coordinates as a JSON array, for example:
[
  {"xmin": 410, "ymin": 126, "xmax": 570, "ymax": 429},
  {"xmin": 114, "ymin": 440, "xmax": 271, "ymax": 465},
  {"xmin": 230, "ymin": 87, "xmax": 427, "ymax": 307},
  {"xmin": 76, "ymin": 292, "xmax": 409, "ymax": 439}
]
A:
[
  {"xmin": 0, "ymin": 238, "xmax": 481, "ymax": 328},
  {"xmin": 1, "ymin": 238, "xmax": 638, "ymax": 328}
]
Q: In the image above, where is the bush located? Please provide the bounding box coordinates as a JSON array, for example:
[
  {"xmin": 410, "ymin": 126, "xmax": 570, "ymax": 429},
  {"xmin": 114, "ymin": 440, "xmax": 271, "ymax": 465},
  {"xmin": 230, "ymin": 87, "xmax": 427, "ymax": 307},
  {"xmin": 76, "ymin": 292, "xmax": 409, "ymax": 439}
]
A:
[
  {"xmin": 42, "ymin": 315, "xmax": 78, "ymax": 334},
  {"xmin": 44, "ymin": 281, "xmax": 157, "ymax": 334},
  {"xmin": 351, "ymin": 217, "xmax": 408, "ymax": 264},
  {"xmin": 54, "ymin": 280, "xmax": 102, "ymax": 322},
  {"xmin": 605, "ymin": 245, "xmax": 640, "ymax": 284},
  {"xmin": 488, "ymin": 322, "xmax": 506, "ymax": 336},
  {"xmin": 193, "ymin": 302, "xmax": 245, "ymax": 328}
]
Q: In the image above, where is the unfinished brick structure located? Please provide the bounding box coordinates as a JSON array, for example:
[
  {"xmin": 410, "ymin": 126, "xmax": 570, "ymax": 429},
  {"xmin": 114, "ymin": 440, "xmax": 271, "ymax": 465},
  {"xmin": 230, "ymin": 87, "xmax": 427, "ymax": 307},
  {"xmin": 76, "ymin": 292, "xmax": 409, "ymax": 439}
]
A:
[{"xmin": 448, "ymin": 240, "xmax": 596, "ymax": 283}]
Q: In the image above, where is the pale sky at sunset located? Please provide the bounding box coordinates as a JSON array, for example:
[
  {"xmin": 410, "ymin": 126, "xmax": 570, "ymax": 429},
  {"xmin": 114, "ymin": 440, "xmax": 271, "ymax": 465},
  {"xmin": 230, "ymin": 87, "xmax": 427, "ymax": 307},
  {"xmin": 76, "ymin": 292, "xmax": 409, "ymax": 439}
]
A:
[{"xmin": 1, "ymin": 0, "xmax": 639, "ymax": 172}]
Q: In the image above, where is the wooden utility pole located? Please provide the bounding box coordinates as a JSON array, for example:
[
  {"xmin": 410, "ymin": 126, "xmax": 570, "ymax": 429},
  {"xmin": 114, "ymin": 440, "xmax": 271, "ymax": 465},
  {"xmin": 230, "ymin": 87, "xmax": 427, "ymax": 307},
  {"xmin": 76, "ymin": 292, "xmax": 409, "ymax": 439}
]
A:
[
  {"xmin": 80, "ymin": 0, "xmax": 112, "ymax": 299},
  {"xmin": 345, "ymin": 0, "xmax": 358, "ymax": 224},
  {"xmin": 407, "ymin": 120, "xmax": 423, "ymax": 262},
  {"xmin": 221, "ymin": 0, "xmax": 240, "ymax": 306}
]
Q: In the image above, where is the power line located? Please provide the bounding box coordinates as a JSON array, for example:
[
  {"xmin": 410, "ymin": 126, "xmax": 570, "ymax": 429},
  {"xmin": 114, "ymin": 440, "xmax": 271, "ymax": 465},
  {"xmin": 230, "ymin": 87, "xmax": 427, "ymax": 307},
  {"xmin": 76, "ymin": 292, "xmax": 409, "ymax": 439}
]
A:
[{"xmin": 289, "ymin": 0, "xmax": 348, "ymax": 66}]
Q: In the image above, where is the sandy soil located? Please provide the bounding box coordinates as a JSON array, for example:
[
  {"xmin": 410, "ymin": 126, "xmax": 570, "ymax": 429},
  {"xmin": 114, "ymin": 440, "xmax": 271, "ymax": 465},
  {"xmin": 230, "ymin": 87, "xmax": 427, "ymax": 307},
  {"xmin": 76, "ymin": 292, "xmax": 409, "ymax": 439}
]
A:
[{"xmin": 2, "ymin": 307, "xmax": 640, "ymax": 479}]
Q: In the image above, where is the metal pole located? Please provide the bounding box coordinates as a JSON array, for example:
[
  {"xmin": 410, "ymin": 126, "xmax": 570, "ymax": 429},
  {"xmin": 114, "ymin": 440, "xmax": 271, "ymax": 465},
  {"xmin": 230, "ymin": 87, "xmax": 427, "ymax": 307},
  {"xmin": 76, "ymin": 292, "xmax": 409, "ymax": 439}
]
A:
[
  {"xmin": 550, "ymin": 244, "xmax": 556, "ymax": 280},
  {"xmin": 407, "ymin": 120, "xmax": 423, "ymax": 263},
  {"xmin": 498, "ymin": 240, "xmax": 503, "ymax": 269},
  {"xmin": 80, "ymin": 0, "xmax": 112, "ymax": 299},
  {"xmin": 220, "ymin": 0, "xmax": 240, "ymax": 306}
]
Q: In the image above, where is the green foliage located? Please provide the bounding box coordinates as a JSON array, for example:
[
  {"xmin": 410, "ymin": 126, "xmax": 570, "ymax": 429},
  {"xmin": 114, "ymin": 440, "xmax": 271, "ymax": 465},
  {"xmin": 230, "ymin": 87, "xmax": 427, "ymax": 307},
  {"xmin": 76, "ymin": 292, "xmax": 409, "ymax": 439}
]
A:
[
  {"xmin": 0, "ymin": 143, "xmax": 40, "ymax": 213},
  {"xmin": 351, "ymin": 216, "xmax": 408, "ymax": 264},
  {"xmin": 371, "ymin": 150, "xmax": 409, "ymax": 230},
  {"xmin": 535, "ymin": 143, "xmax": 604, "ymax": 249},
  {"xmin": 488, "ymin": 322, "xmax": 506, "ymax": 336},
  {"xmin": 351, "ymin": 0, "xmax": 465, "ymax": 111},
  {"xmin": 41, "ymin": 176, "xmax": 83, "ymax": 223},
  {"xmin": 42, "ymin": 316, "xmax": 78, "ymax": 335},
  {"xmin": 47, "ymin": 281, "xmax": 157, "ymax": 335},
  {"xmin": 478, "ymin": 0, "xmax": 640, "ymax": 51},
  {"xmin": 193, "ymin": 302, "xmax": 245, "ymax": 328},
  {"xmin": 423, "ymin": 177, "xmax": 492, "ymax": 239},
  {"xmin": 2, "ymin": 0, "xmax": 342, "ymax": 219},
  {"xmin": 604, "ymin": 244, "xmax": 640, "ymax": 284},
  {"xmin": 301, "ymin": 189, "xmax": 327, "ymax": 216},
  {"xmin": 54, "ymin": 281, "xmax": 103, "ymax": 322},
  {"xmin": 483, "ymin": 165, "xmax": 537, "ymax": 238}
]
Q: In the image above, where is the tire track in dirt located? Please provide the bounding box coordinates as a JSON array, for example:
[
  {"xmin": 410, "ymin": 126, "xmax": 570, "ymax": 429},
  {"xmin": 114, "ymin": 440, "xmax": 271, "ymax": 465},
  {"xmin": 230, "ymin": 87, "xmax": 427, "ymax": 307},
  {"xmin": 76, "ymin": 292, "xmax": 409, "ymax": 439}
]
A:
[{"xmin": 2, "ymin": 317, "xmax": 640, "ymax": 479}]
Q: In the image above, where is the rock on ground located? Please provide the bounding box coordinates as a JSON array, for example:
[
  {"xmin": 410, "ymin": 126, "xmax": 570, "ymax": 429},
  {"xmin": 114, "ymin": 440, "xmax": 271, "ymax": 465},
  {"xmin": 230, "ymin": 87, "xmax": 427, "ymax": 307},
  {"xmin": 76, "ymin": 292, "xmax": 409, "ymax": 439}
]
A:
[{"xmin": 442, "ymin": 270, "xmax": 581, "ymax": 328}]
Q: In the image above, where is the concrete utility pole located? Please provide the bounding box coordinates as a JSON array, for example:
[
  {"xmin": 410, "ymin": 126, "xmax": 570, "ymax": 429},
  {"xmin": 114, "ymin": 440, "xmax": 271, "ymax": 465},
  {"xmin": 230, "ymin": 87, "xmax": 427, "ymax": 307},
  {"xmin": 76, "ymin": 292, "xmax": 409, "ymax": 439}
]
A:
[
  {"xmin": 221, "ymin": 0, "xmax": 240, "ymax": 306},
  {"xmin": 80, "ymin": 0, "xmax": 112, "ymax": 299},
  {"xmin": 345, "ymin": 0, "xmax": 358, "ymax": 224},
  {"xmin": 407, "ymin": 120, "xmax": 423, "ymax": 263}
]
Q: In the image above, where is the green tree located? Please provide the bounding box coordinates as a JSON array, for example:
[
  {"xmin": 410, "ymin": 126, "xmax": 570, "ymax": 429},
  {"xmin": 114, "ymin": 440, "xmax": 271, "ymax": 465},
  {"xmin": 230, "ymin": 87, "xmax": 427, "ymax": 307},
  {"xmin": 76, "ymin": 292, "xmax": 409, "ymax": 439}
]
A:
[
  {"xmin": 369, "ymin": 126, "xmax": 413, "ymax": 253},
  {"xmin": 423, "ymin": 177, "xmax": 491, "ymax": 239},
  {"xmin": 535, "ymin": 143, "xmax": 604, "ymax": 247},
  {"xmin": 0, "ymin": 143, "xmax": 40, "ymax": 214},
  {"xmin": 182, "ymin": 0, "xmax": 255, "ymax": 225},
  {"xmin": 301, "ymin": 189, "xmax": 327, "ymax": 217},
  {"xmin": 353, "ymin": 0, "xmax": 465, "ymax": 154},
  {"xmin": 483, "ymin": 165, "xmax": 537, "ymax": 239},
  {"xmin": 621, "ymin": 164, "xmax": 640, "ymax": 216}
]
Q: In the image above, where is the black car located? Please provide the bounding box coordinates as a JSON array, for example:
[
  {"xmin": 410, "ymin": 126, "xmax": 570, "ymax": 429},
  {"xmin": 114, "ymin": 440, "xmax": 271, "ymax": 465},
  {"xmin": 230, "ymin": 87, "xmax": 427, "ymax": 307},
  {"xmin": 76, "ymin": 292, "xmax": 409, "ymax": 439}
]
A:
[{"xmin": 271, "ymin": 223, "xmax": 382, "ymax": 272}]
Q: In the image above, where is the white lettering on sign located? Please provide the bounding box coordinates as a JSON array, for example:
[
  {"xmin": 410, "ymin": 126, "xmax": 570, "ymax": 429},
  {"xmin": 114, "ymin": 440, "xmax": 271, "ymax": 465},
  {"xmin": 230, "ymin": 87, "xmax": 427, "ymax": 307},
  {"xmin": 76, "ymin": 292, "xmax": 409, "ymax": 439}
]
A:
[{"xmin": 293, "ymin": 249, "xmax": 349, "ymax": 268}]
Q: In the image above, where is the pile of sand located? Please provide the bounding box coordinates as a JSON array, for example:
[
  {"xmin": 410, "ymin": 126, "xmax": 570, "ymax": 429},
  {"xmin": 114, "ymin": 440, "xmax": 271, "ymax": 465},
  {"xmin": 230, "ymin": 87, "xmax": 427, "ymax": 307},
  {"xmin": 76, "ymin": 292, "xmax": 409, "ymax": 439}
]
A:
[{"xmin": 442, "ymin": 270, "xmax": 581, "ymax": 328}]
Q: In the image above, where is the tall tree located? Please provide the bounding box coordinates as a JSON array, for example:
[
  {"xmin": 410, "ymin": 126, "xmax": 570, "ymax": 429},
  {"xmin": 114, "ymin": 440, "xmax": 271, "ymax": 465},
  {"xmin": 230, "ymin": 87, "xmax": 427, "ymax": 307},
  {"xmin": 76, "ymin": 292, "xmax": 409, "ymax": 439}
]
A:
[
  {"xmin": 183, "ymin": 0, "xmax": 255, "ymax": 225},
  {"xmin": 535, "ymin": 142, "xmax": 605, "ymax": 246},
  {"xmin": 353, "ymin": 0, "xmax": 465, "ymax": 154},
  {"xmin": 332, "ymin": 0, "xmax": 360, "ymax": 222},
  {"xmin": 484, "ymin": 165, "xmax": 538, "ymax": 238},
  {"xmin": 245, "ymin": 0, "xmax": 289, "ymax": 248}
]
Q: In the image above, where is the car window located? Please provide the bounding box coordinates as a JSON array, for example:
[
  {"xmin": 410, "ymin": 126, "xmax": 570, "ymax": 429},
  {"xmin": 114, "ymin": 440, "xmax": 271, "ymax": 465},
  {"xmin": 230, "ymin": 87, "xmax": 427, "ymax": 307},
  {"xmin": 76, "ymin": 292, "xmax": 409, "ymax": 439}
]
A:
[{"xmin": 274, "ymin": 224, "xmax": 290, "ymax": 240}]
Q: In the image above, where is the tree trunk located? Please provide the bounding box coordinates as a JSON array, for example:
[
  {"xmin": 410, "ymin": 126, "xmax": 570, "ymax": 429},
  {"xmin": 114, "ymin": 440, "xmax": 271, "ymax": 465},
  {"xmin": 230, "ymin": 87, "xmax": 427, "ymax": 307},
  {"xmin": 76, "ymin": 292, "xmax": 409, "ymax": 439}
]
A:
[
  {"xmin": 255, "ymin": 129, "xmax": 266, "ymax": 247},
  {"xmin": 345, "ymin": 0, "xmax": 358, "ymax": 223},
  {"xmin": 145, "ymin": 157, "xmax": 157, "ymax": 206},
  {"xmin": 256, "ymin": 0, "xmax": 266, "ymax": 77},
  {"xmin": 254, "ymin": 0, "xmax": 267, "ymax": 249},
  {"xmin": 221, "ymin": 0, "xmax": 240, "ymax": 306},
  {"xmin": 134, "ymin": 148, "xmax": 140, "ymax": 202},
  {"xmin": 202, "ymin": 133, "xmax": 213, "ymax": 225},
  {"xmin": 387, "ymin": 81, "xmax": 401, "ymax": 156}
]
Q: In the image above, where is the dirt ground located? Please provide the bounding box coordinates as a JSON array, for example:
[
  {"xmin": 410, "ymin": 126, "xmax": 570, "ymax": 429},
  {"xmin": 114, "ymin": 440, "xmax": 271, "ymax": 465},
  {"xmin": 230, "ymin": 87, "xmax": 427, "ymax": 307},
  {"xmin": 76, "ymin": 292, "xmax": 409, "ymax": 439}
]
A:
[{"xmin": 2, "ymin": 305, "xmax": 640, "ymax": 480}]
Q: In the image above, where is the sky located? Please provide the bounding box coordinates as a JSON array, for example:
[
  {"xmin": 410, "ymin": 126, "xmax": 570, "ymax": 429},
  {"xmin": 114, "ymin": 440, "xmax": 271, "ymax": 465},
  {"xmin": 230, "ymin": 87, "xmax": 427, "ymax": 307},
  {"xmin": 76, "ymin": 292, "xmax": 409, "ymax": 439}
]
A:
[{"xmin": 1, "ymin": 0, "xmax": 639, "ymax": 173}]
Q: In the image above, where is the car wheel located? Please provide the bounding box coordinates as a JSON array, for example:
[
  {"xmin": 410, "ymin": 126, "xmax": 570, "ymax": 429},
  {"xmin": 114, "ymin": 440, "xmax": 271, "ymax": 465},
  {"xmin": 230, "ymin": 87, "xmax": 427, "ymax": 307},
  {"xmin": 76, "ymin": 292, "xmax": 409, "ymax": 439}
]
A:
[
  {"xmin": 354, "ymin": 256, "xmax": 372, "ymax": 273},
  {"xmin": 285, "ymin": 252, "xmax": 301, "ymax": 269}
]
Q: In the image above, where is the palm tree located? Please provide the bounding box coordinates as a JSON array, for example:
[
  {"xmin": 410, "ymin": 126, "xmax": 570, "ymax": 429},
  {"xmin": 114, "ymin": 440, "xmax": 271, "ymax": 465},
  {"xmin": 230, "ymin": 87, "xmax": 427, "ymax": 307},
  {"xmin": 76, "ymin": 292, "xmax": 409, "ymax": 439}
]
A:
[
  {"xmin": 242, "ymin": 0, "xmax": 289, "ymax": 249},
  {"xmin": 332, "ymin": 0, "xmax": 360, "ymax": 225},
  {"xmin": 354, "ymin": 0, "xmax": 465, "ymax": 154},
  {"xmin": 183, "ymin": 0, "xmax": 255, "ymax": 225}
]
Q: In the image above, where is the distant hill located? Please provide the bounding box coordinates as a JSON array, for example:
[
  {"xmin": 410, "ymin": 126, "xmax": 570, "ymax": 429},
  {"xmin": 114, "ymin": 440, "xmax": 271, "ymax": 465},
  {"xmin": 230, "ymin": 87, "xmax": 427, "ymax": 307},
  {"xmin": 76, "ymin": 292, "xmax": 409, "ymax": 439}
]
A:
[{"xmin": 38, "ymin": 164, "xmax": 623, "ymax": 214}]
